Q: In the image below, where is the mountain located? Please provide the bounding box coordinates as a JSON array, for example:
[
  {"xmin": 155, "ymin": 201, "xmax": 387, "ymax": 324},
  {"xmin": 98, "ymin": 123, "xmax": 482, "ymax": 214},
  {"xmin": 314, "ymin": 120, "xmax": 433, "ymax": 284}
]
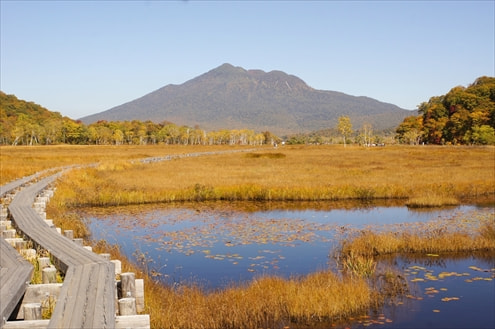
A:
[{"xmin": 80, "ymin": 63, "xmax": 414, "ymax": 135}]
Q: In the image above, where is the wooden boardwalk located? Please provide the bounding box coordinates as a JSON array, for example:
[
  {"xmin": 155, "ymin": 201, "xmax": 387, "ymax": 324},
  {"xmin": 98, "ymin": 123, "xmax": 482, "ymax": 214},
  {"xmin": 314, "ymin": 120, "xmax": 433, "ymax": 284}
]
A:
[
  {"xmin": 1, "ymin": 175, "xmax": 37, "ymax": 325},
  {"xmin": 0, "ymin": 173, "xmax": 38, "ymax": 198},
  {"xmin": 1, "ymin": 149, "xmax": 245, "ymax": 327},
  {"xmin": 0, "ymin": 238, "xmax": 33, "ymax": 325},
  {"xmin": 3, "ymin": 173, "xmax": 116, "ymax": 328}
]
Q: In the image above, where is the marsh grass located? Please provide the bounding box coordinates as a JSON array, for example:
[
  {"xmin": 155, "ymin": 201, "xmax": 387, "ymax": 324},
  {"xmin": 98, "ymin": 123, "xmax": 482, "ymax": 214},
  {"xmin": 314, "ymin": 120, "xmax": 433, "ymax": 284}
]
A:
[
  {"xmin": 0, "ymin": 144, "xmax": 238, "ymax": 184},
  {"xmin": 92, "ymin": 239, "xmax": 376, "ymax": 329},
  {"xmin": 338, "ymin": 212, "xmax": 495, "ymax": 258},
  {"xmin": 244, "ymin": 152, "xmax": 286, "ymax": 159},
  {"xmin": 46, "ymin": 205, "xmax": 90, "ymax": 238},
  {"xmin": 27, "ymin": 255, "xmax": 43, "ymax": 285},
  {"xmin": 24, "ymin": 249, "xmax": 64, "ymax": 285},
  {"xmin": 406, "ymin": 189, "xmax": 460, "ymax": 208},
  {"xmin": 41, "ymin": 295, "xmax": 56, "ymax": 319},
  {"xmin": 42, "ymin": 145, "xmax": 494, "ymax": 208},
  {"xmin": 4, "ymin": 144, "xmax": 495, "ymax": 328},
  {"xmin": 480, "ymin": 220, "xmax": 495, "ymax": 240},
  {"xmin": 339, "ymin": 251, "xmax": 377, "ymax": 278}
]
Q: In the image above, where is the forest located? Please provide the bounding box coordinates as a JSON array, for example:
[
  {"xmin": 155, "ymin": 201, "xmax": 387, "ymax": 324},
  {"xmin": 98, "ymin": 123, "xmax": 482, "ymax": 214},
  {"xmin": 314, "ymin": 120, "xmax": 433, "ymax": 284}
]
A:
[
  {"xmin": 1, "ymin": 76, "xmax": 494, "ymax": 146},
  {"xmin": 395, "ymin": 76, "xmax": 495, "ymax": 145},
  {"xmin": 0, "ymin": 91, "xmax": 271, "ymax": 146}
]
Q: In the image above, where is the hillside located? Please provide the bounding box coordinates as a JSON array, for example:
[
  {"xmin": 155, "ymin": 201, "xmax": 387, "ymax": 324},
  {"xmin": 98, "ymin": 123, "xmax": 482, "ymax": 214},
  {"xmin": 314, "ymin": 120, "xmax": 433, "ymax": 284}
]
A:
[
  {"xmin": 0, "ymin": 91, "xmax": 67, "ymax": 145},
  {"xmin": 80, "ymin": 63, "xmax": 413, "ymax": 135},
  {"xmin": 0, "ymin": 91, "xmax": 63, "ymax": 121}
]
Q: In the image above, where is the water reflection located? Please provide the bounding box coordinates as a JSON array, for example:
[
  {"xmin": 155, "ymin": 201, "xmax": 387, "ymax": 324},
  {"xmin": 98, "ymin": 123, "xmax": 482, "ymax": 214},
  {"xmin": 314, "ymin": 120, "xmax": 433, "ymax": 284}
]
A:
[
  {"xmin": 82, "ymin": 202, "xmax": 494, "ymax": 328},
  {"xmin": 83, "ymin": 202, "xmax": 489, "ymax": 288},
  {"xmin": 374, "ymin": 255, "xmax": 495, "ymax": 329}
]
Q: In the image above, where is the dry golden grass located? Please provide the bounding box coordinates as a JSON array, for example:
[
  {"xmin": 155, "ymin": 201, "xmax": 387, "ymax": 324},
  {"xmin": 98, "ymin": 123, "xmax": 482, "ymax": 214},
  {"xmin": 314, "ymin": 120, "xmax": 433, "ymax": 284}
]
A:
[
  {"xmin": 88, "ymin": 210, "xmax": 495, "ymax": 329},
  {"xmin": 0, "ymin": 144, "xmax": 240, "ymax": 185},
  {"xmin": 92, "ymin": 240, "xmax": 373, "ymax": 329},
  {"xmin": 3, "ymin": 144, "xmax": 494, "ymax": 328},
  {"xmin": 43, "ymin": 144, "xmax": 495, "ymax": 208},
  {"xmin": 339, "ymin": 212, "xmax": 495, "ymax": 258}
]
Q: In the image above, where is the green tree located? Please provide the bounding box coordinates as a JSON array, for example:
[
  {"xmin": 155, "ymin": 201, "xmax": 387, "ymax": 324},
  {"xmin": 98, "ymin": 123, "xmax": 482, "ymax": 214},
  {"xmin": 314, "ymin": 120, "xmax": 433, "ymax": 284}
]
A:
[{"xmin": 469, "ymin": 125, "xmax": 495, "ymax": 145}]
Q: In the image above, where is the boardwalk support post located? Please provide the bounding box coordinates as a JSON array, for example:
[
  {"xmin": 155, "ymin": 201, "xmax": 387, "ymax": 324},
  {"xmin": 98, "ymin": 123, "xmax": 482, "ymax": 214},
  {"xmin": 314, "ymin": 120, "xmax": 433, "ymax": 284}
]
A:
[
  {"xmin": 120, "ymin": 272, "xmax": 136, "ymax": 298},
  {"xmin": 118, "ymin": 298, "xmax": 136, "ymax": 316},
  {"xmin": 42, "ymin": 268, "xmax": 57, "ymax": 284},
  {"xmin": 23, "ymin": 304, "xmax": 41, "ymax": 321}
]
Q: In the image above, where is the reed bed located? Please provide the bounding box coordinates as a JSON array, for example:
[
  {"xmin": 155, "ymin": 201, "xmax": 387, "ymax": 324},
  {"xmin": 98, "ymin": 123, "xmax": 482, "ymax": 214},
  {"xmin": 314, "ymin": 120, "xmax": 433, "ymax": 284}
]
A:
[
  {"xmin": 338, "ymin": 211, "xmax": 495, "ymax": 258},
  {"xmin": 0, "ymin": 144, "xmax": 239, "ymax": 185},
  {"xmin": 4, "ymin": 144, "xmax": 495, "ymax": 328},
  {"xmin": 70, "ymin": 209, "xmax": 495, "ymax": 329},
  {"xmin": 44, "ymin": 145, "xmax": 494, "ymax": 208},
  {"xmin": 91, "ymin": 240, "xmax": 374, "ymax": 329}
]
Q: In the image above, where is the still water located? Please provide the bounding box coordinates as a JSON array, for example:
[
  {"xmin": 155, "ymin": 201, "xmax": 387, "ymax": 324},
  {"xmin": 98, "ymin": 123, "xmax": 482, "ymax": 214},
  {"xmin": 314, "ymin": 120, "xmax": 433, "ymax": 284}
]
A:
[{"xmin": 83, "ymin": 202, "xmax": 494, "ymax": 328}]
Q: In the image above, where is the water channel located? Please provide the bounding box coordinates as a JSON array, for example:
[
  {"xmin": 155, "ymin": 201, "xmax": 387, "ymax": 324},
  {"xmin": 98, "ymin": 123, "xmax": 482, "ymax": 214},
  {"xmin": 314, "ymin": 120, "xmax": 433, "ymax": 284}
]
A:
[{"xmin": 82, "ymin": 201, "xmax": 495, "ymax": 328}]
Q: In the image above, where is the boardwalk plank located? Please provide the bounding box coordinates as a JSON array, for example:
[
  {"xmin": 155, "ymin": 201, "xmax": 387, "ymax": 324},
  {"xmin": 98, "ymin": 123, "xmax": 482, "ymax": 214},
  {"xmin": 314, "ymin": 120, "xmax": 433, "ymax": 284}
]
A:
[
  {"xmin": 89, "ymin": 262, "xmax": 115, "ymax": 328},
  {"xmin": 7, "ymin": 173, "xmax": 116, "ymax": 328},
  {"xmin": 0, "ymin": 238, "xmax": 33, "ymax": 324}
]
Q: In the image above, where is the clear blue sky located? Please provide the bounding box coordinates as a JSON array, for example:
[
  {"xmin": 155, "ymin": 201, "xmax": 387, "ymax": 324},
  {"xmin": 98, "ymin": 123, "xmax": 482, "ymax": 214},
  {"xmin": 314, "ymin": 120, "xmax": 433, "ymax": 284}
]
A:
[{"xmin": 1, "ymin": 0, "xmax": 494, "ymax": 119}]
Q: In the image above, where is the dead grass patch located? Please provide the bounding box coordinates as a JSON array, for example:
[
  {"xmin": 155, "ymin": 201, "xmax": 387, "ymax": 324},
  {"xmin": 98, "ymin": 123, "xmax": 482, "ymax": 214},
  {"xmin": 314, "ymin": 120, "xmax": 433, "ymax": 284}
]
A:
[
  {"xmin": 39, "ymin": 145, "xmax": 494, "ymax": 208},
  {"xmin": 338, "ymin": 211, "xmax": 495, "ymax": 258}
]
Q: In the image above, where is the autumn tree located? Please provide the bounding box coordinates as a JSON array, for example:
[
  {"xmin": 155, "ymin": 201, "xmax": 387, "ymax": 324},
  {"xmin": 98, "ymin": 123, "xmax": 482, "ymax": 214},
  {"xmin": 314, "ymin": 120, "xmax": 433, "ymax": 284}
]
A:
[
  {"xmin": 396, "ymin": 116, "xmax": 423, "ymax": 145},
  {"xmin": 361, "ymin": 123, "xmax": 373, "ymax": 146},
  {"xmin": 337, "ymin": 115, "xmax": 353, "ymax": 147},
  {"xmin": 396, "ymin": 76, "xmax": 495, "ymax": 145}
]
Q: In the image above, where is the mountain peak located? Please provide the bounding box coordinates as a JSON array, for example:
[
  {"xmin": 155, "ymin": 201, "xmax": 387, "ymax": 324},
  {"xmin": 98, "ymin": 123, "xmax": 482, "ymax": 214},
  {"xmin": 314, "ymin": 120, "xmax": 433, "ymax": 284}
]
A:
[
  {"xmin": 210, "ymin": 63, "xmax": 246, "ymax": 75},
  {"xmin": 80, "ymin": 64, "xmax": 412, "ymax": 135}
]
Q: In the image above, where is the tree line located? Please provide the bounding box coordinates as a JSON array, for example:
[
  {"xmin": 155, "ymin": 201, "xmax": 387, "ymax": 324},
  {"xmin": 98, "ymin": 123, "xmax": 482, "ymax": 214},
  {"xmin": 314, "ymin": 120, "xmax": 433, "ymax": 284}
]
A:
[
  {"xmin": 0, "ymin": 92, "xmax": 273, "ymax": 146},
  {"xmin": 3, "ymin": 76, "xmax": 494, "ymax": 147},
  {"xmin": 395, "ymin": 76, "xmax": 495, "ymax": 145}
]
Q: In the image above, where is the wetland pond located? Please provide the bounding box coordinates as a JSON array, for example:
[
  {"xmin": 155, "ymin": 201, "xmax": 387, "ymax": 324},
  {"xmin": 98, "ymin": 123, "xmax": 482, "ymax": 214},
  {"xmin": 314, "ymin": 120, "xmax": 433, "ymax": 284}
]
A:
[{"xmin": 82, "ymin": 201, "xmax": 495, "ymax": 328}]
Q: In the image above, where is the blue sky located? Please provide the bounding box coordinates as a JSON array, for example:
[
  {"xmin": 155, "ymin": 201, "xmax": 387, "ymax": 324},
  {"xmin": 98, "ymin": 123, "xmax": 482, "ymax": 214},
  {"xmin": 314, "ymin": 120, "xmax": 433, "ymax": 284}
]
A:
[{"xmin": 1, "ymin": 1, "xmax": 494, "ymax": 119}]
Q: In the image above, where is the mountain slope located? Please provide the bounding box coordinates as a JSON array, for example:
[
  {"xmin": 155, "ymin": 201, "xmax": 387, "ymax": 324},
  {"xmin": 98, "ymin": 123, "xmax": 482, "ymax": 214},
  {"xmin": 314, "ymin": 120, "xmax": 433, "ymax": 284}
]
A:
[{"xmin": 80, "ymin": 63, "xmax": 413, "ymax": 135}]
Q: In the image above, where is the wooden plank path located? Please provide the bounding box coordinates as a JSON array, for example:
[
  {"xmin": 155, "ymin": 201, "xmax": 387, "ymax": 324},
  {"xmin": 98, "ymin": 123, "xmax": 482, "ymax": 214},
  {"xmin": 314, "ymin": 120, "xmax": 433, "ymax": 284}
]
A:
[
  {"xmin": 138, "ymin": 147, "xmax": 258, "ymax": 164},
  {"xmin": 0, "ymin": 238, "xmax": 33, "ymax": 326},
  {"xmin": 4, "ymin": 173, "xmax": 116, "ymax": 328},
  {"xmin": 0, "ymin": 173, "xmax": 38, "ymax": 198},
  {"xmin": 1, "ymin": 149, "xmax": 258, "ymax": 328},
  {"xmin": 1, "ymin": 173, "xmax": 39, "ymax": 326}
]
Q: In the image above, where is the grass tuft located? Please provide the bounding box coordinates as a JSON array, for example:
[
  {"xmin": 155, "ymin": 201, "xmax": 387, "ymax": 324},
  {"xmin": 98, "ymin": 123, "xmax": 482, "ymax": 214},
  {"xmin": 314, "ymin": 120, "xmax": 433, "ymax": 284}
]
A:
[
  {"xmin": 406, "ymin": 192, "xmax": 460, "ymax": 208},
  {"xmin": 479, "ymin": 219, "xmax": 495, "ymax": 241},
  {"xmin": 338, "ymin": 212, "xmax": 495, "ymax": 257},
  {"xmin": 339, "ymin": 251, "xmax": 377, "ymax": 278},
  {"xmin": 245, "ymin": 152, "xmax": 286, "ymax": 159}
]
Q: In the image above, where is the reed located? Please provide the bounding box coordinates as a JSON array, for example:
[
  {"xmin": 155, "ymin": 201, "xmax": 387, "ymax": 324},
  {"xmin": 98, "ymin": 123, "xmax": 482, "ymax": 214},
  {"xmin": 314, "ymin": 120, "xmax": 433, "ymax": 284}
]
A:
[
  {"xmin": 339, "ymin": 251, "xmax": 377, "ymax": 278},
  {"xmin": 92, "ymin": 239, "xmax": 376, "ymax": 329},
  {"xmin": 479, "ymin": 219, "xmax": 495, "ymax": 240},
  {"xmin": 0, "ymin": 144, "xmax": 238, "ymax": 184},
  {"xmin": 4, "ymin": 144, "xmax": 495, "ymax": 328},
  {"xmin": 405, "ymin": 189, "xmax": 460, "ymax": 208},
  {"xmin": 339, "ymin": 211, "xmax": 495, "ymax": 258},
  {"xmin": 91, "ymin": 238, "xmax": 413, "ymax": 329},
  {"xmin": 41, "ymin": 145, "xmax": 494, "ymax": 208}
]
